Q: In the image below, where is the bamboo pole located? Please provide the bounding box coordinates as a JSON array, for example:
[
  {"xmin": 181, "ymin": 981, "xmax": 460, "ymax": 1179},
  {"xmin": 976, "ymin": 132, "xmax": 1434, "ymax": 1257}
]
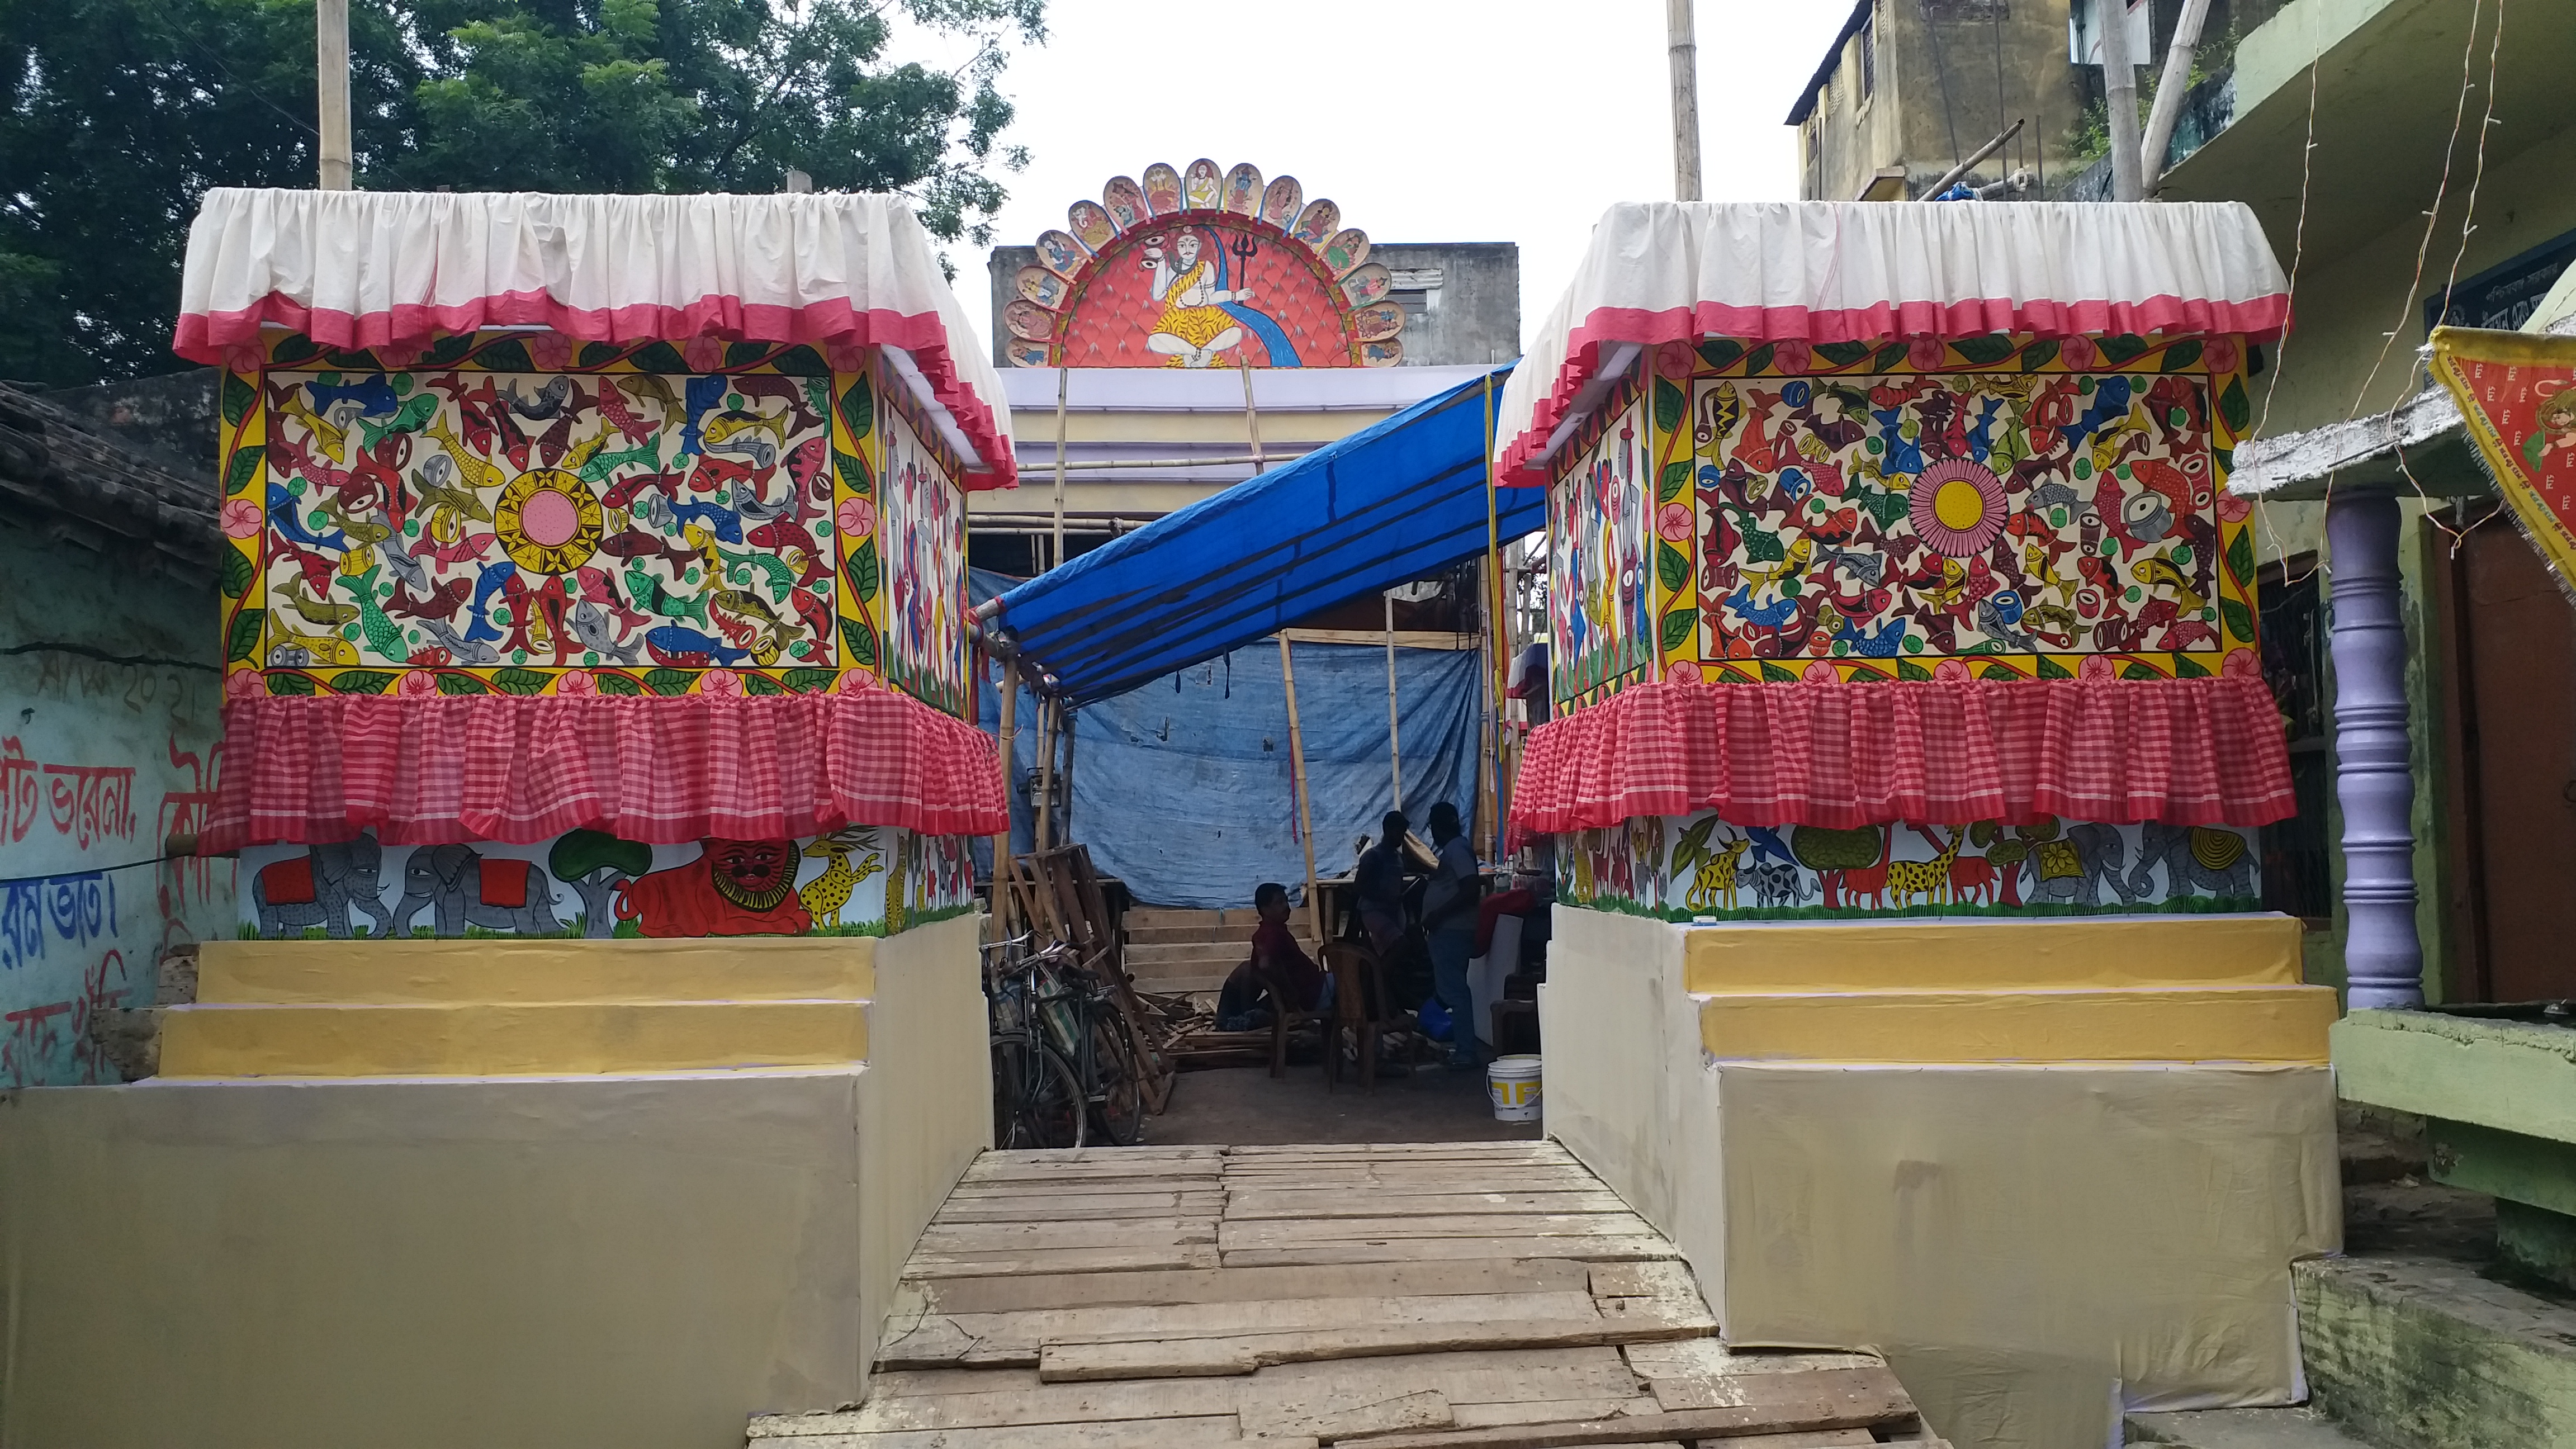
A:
[
  {"xmin": 1278, "ymin": 634, "xmax": 1321, "ymax": 948},
  {"xmin": 2139, "ymin": 0, "xmax": 2213, "ymax": 193},
  {"xmin": 1032, "ymin": 696, "xmax": 1058, "ymax": 855},
  {"xmin": 1666, "ymin": 0, "xmax": 1702, "ymax": 202},
  {"xmin": 2097, "ymin": 0, "xmax": 2145, "ymax": 202},
  {"xmin": 1239, "ymin": 356, "xmax": 1267, "ymax": 470},
  {"xmin": 1384, "ymin": 590, "xmax": 1403, "ymax": 812},
  {"xmin": 1059, "ymin": 704, "xmax": 1077, "ymax": 840},
  {"xmin": 315, "ymin": 0, "xmax": 352, "ymax": 190},
  {"xmin": 1050, "ymin": 366, "xmax": 1069, "ymax": 570},
  {"xmin": 1481, "ymin": 375, "xmax": 1507, "ymax": 861},
  {"xmin": 993, "ymin": 654, "xmax": 1017, "ymax": 938}
]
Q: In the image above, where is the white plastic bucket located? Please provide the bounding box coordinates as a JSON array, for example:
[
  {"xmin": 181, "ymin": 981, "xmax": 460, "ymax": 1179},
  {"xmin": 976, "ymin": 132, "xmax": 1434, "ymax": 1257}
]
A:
[{"xmin": 1487, "ymin": 1055, "xmax": 1542, "ymax": 1123}]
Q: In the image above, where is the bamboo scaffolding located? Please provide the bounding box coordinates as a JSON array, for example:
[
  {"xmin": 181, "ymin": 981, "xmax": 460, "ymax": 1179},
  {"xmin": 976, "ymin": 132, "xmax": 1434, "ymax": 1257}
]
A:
[{"xmin": 1277, "ymin": 634, "xmax": 1322, "ymax": 948}]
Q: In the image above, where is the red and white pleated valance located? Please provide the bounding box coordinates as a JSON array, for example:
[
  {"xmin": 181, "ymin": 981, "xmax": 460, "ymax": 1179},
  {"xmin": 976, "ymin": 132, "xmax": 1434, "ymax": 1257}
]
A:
[
  {"xmin": 173, "ymin": 188, "xmax": 1017, "ymax": 486},
  {"xmin": 1507, "ymin": 674, "xmax": 2295, "ymax": 848},
  {"xmin": 1495, "ymin": 201, "xmax": 2293, "ymax": 486},
  {"xmin": 202, "ymin": 685, "xmax": 1007, "ymax": 853}
]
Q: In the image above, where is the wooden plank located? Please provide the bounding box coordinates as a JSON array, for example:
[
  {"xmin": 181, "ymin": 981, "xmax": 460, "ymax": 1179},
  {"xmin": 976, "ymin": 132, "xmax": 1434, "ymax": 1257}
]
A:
[
  {"xmin": 881, "ymin": 1290, "xmax": 1609, "ymax": 1367},
  {"xmin": 981, "ymin": 1147, "xmax": 1223, "ymax": 1164},
  {"xmin": 1355, "ymin": 1367, "xmax": 1916, "ymax": 1447},
  {"xmin": 1221, "ymin": 1213, "xmax": 1657, "ymax": 1244},
  {"xmin": 1225, "ymin": 1176, "xmax": 1611, "ymax": 1199},
  {"xmin": 1220, "ymin": 1237, "xmax": 1678, "ymax": 1268},
  {"xmin": 935, "ymin": 1193, "xmax": 1225, "ymax": 1223},
  {"xmin": 1718, "ymin": 1432, "xmax": 1876, "ymax": 1447},
  {"xmin": 848, "ymin": 1378, "xmax": 1243, "ymax": 1431},
  {"xmin": 918, "ymin": 1219, "xmax": 1219, "ymax": 1252},
  {"xmin": 1228, "ymin": 1191, "xmax": 1630, "ymax": 1220},
  {"xmin": 1036, "ymin": 1318, "xmax": 1716, "ymax": 1384},
  {"xmin": 916, "ymin": 1260, "xmax": 1593, "ymax": 1315},
  {"xmin": 1242, "ymin": 1347, "xmax": 1643, "ymax": 1408},
  {"xmin": 1448, "ymin": 1399, "xmax": 1661, "ymax": 1428},
  {"xmin": 1622, "ymin": 1342, "xmax": 1890, "ymax": 1411},
  {"xmin": 902, "ymin": 1245, "xmax": 1222, "ymax": 1278},
  {"xmin": 1238, "ymin": 1388, "xmax": 1453, "ymax": 1442},
  {"xmin": 1586, "ymin": 1262, "xmax": 1698, "ymax": 1301},
  {"xmin": 748, "ymin": 1417, "xmax": 1276, "ymax": 1447}
]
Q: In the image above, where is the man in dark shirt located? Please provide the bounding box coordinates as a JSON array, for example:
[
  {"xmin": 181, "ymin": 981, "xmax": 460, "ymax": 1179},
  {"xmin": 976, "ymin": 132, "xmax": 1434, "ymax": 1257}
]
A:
[
  {"xmin": 1421, "ymin": 801, "xmax": 1484, "ymax": 1069},
  {"xmin": 1353, "ymin": 810, "xmax": 1410, "ymax": 954},
  {"xmin": 1216, "ymin": 881, "xmax": 1331, "ymax": 1030}
]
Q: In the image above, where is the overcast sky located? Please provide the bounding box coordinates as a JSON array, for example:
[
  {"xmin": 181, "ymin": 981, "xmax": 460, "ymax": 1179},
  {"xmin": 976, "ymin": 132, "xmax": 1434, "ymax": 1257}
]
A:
[{"xmin": 919, "ymin": 1, "xmax": 1853, "ymax": 353}]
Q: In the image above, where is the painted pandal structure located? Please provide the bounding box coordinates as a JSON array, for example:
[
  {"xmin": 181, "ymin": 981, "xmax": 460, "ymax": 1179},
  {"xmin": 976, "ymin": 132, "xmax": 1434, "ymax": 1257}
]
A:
[
  {"xmin": 0, "ymin": 191, "xmax": 1011, "ymax": 1448},
  {"xmin": 1497, "ymin": 201, "xmax": 2338, "ymax": 1449}
]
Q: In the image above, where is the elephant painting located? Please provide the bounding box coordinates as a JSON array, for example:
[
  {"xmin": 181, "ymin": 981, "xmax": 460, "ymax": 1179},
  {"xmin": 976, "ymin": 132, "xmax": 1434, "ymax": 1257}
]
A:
[
  {"xmin": 2131, "ymin": 823, "xmax": 2257, "ymax": 901},
  {"xmin": 253, "ymin": 836, "xmax": 399, "ymax": 939},
  {"xmin": 2024, "ymin": 822, "xmax": 2137, "ymax": 907},
  {"xmin": 394, "ymin": 844, "xmax": 563, "ymax": 936}
]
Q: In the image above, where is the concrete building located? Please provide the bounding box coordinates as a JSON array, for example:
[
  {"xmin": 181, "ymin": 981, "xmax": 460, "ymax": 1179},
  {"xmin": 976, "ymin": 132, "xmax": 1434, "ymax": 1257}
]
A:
[
  {"xmin": 0, "ymin": 375, "xmax": 235, "ymax": 1086},
  {"xmin": 2141, "ymin": 1, "xmax": 2576, "ymax": 1442},
  {"xmin": 1787, "ymin": 1, "xmax": 2296, "ymax": 202}
]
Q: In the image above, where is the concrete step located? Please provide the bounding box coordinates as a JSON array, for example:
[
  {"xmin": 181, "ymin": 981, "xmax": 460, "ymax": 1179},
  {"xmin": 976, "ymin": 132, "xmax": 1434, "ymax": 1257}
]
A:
[
  {"xmin": 2296, "ymin": 1254, "xmax": 2576, "ymax": 1449},
  {"xmin": 1127, "ymin": 938, "xmax": 1312, "ymax": 965},
  {"xmin": 160, "ymin": 998, "xmax": 873, "ymax": 1078},
  {"xmin": 2125, "ymin": 1407, "xmax": 2372, "ymax": 1447}
]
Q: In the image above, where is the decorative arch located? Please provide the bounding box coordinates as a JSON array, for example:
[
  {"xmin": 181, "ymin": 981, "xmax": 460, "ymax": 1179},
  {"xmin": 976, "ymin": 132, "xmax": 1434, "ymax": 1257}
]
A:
[{"xmin": 1001, "ymin": 160, "xmax": 1403, "ymax": 369}]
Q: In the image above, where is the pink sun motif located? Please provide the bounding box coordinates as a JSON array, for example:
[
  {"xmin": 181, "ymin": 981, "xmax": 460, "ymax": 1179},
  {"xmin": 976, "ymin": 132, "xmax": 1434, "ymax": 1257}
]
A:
[{"xmin": 1909, "ymin": 459, "xmax": 2008, "ymax": 558}]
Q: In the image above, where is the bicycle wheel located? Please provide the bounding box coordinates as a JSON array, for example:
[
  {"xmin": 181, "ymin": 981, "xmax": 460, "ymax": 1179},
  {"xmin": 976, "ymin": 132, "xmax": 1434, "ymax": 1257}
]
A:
[
  {"xmin": 1088, "ymin": 1011, "xmax": 1147, "ymax": 1147},
  {"xmin": 991, "ymin": 1032, "xmax": 1085, "ymax": 1149}
]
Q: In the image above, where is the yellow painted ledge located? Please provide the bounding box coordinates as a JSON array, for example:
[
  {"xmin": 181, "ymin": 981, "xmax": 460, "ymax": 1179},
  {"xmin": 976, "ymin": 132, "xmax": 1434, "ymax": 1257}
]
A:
[
  {"xmin": 158, "ymin": 1000, "xmax": 871, "ymax": 1078},
  {"xmin": 198, "ymin": 936, "xmax": 876, "ymax": 1006},
  {"xmin": 1697, "ymin": 985, "xmax": 2337, "ymax": 1064},
  {"xmin": 1684, "ymin": 915, "xmax": 2305, "ymax": 995}
]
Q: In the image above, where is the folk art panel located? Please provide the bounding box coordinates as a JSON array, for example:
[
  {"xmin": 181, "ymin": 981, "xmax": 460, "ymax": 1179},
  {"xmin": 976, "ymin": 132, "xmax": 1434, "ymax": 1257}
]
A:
[
  {"xmin": 877, "ymin": 400, "xmax": 971, "ymax": 714},
  {"xmin": 1549, "ymin": 334, "xmax": 2261, "ymax": 709},
  {"xmin": 1556, "ymin": 812, "xmax": 2260, "ymax": 922},
  {"xmin": 235, "ymin": 826, "xmax": 978, "ymax": 941},
  {"xmin": 1546, "ymin": 382, "xmax": 1658, "ymax": 702},
  {"xmin": 1002, "ymin": 160, "xmax": 1404, "ymax": 369},
  {"xmin": 216, "ymin": 332, "xmax": 974, "ymax": 718}
]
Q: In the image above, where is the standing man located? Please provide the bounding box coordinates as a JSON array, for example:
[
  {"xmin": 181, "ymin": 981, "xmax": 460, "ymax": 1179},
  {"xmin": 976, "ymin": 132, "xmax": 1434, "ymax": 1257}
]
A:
[
  {"xmin": 1353, "ymin": 810, "xmax": 1412, "ymax": 955},
  {"xmin": 1422, "ymin": 802, "xmax": 1484, "ymax": 1070}
]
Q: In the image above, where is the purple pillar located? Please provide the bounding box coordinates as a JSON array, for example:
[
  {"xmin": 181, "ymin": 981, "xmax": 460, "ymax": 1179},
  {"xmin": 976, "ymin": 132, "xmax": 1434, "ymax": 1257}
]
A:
[{"xmin": 2327, "ymin": 491, "xmax": 2424, "ymax": 1009}]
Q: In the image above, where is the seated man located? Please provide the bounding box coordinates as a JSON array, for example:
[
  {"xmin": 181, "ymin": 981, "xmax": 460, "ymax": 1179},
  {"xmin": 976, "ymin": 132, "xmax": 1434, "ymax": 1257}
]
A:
[{"xmin": 1215, "ymin": 881, "xmax": 1331, "ymax": 1031}]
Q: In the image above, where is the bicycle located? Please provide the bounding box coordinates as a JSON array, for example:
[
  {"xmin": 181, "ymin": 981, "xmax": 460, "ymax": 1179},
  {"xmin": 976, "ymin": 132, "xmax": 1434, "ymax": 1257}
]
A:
[{"xmin": 984, "ymin": 935, "xmax": 1147, "ymax": 1148}]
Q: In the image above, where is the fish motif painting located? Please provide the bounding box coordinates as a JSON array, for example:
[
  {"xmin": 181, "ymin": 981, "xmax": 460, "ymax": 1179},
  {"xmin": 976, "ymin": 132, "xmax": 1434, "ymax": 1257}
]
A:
[{"xmin": 878, "ymin": 403, "xmax": 968, "ymax": 715}]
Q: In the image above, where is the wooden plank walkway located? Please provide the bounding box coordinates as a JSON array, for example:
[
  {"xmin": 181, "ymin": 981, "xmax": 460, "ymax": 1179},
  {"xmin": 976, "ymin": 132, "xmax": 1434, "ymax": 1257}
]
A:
[{"xmin": 750, "ymin": 1142, "xmax": 1939, "ymax": 1448}]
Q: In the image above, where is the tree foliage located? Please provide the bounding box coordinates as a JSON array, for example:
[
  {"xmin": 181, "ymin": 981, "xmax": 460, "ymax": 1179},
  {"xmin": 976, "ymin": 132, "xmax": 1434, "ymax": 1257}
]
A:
[{"xmin": 0, "ymin": 0, "xmax": 1044, "ymax": 387}]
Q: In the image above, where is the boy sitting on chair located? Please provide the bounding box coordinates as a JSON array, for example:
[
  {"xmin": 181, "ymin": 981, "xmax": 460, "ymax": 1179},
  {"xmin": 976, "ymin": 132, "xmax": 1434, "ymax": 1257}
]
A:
[{"xmin": 1216, "ymin": 882, "xmax": 1331, "ymax": 1031}]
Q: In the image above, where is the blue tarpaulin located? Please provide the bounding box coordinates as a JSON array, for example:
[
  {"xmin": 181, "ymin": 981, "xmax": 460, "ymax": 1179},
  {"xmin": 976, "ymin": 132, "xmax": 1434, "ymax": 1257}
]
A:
[
  {"xmin": 972, "ymin": 571, "xmax": 1483, "ymax": 908},
  {"xmin": 984, "ymin": 368, "xmax": 1541, "ymax": 708}
]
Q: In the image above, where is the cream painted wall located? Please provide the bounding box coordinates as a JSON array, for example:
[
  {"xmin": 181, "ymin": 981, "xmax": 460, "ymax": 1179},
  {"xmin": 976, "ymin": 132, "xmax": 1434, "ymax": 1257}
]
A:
[
  {"xmin": 1538, "ymin": 906, "xmax": 1726, "ymax": 1311},
  {"xmin": 0, "ymin": 1071, "xmax": 869, "ymax": 1449},
  {"xmin": 1540, "ymin": 907, "xmax": 2343, "ymax": 1448},
  {"xmin": 855, "ymin": 911, "xmax": 992, "ymax": 1372},
  {"xmin": 0, "ymin": 915, "xmax": 992, "ymax": 1449}
]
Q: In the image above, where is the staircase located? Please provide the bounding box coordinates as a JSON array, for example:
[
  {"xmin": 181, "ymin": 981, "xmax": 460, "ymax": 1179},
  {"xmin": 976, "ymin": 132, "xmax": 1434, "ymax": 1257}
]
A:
[
  {"xmin": 159, "ymin": 937, "xmax": 879, "ymax": 1077},
  {"xmin": 1123, "ymin": 907, "xmax": 1319, "ymax": 998}
]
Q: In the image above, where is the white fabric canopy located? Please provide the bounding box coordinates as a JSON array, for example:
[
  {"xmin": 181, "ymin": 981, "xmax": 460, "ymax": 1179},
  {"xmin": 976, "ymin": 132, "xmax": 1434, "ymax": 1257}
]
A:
[
  {"xmin": 1497, "ymin": 201, "xmax": 2290, "ymax": 486},
  {"xmin": 176, "ymin": 188, "xmax": 1016, "ymax": 485}
]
